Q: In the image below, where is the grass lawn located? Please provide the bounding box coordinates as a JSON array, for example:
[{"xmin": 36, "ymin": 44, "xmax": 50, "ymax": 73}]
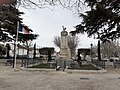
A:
[
  {"xmin": 29, "ymin": 63, "xmax": 50, "ymax": 69},
  {"xmin": 29, "ymin": 63, "xmax": 99, "ymax": 70},
  {"xmin": 79, "ymin": 65, "xmax": 99, "ymax": 70}
]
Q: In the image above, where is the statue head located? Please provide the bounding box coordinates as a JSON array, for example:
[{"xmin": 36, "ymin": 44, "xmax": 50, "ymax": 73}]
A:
[
  {"xmin": 62, "ymin": 26, "xmax": 66, "ymax": 31},
  {"xmin": 61, "ymin": 26, "xmax": 68, "ymax": 36}
]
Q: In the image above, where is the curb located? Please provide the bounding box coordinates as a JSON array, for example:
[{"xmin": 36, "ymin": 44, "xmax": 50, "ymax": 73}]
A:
[
  {"xmin": 66, "ymin": 69, "xmax": 107, "ymax": 73},
  {"xmin": 20, "ymin": 67, "xmax": 107, "ymax": 73},
  {"xmin": 20, "ymin": 68, "xmax": 56, "ymax": 72}
]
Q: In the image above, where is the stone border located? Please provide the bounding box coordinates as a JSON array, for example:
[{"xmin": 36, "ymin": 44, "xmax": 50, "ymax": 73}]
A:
[
  {"xmin": 66, "ymin": 69, "xmax": 107, "ymax": 73},
  {"xmin": 20, "ymin": 67, "xmax": 107, "ymax": 73},
  {"xmin": 20, "ymin": 67, "xmax": 55, "ymax": 72}
]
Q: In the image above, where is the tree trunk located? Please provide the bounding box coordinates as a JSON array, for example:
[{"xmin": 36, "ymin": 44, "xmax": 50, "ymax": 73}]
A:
[{"xmin": 98, "ymin": 40, "xmax": 101, "ymax": 60}]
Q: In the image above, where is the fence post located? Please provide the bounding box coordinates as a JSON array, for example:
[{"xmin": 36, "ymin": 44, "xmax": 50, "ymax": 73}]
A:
[
  {"xmin": 21, "ymin": 59, "xmax": 23, "ymax": 67},
  {"xmin": 27, "ymin": 58, "xmax": 29, "ymax": 67},
  {"xmin": 56, "ymin": 60, "xmax": 57, "ymax": 71},
  {"xmin": 103, "ymin": 61, "xmax": 105, "ymax": 69},
  {"xmin": 63, "ymin": 61, "xmax": 66, "ymax": 72}
]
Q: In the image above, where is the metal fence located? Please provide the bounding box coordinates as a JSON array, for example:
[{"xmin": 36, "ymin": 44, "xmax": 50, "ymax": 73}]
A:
[
  {"xmin": 20, "ymin": 58, "xmax": 106, "ymax": 70},
  {"xmin": 56, "ymin": 59, "xmax": 106, "ymax": 70},
  {"xmin": 91, "ymin": 60, "xmax": 105, "ymax": 69},
  {"xmin": 21, "ymin": 58, "xmax": 37, "ymax": 67},
  {"xmin": 55, "ymin": 60, "xmax": 81, "ymax": 71}
]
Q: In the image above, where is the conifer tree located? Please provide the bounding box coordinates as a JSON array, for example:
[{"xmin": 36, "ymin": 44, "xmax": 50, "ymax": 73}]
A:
[{"xmin": 70, "ymin": 0, "xmax": 120, "ymax": 41}]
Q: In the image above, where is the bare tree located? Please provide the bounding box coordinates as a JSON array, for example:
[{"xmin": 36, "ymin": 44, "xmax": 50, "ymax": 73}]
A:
[
  {"xmin": 15, "ymin": 0, "xmax": 56, "ymax": 8},
  {"xmin": 92, "ymin": 40, "xmax": 120, "ymax": 58},
  {"xmin": 22, "ymin": 40, "xmax": 33, "ymax": 57},
  {"xmin": 68, "ymin": 35, "xmax": 79, "ymax": 57},
  {"xmin": 11, "ymin": 0, "xmax": 84, "ymax": 12},
  {"xmin": 53, "ymin": 36, "xmax": 60, "ymax": 48},
  {"xmin": 16, "ymin": 0, "xmax": 82, "ymax": 7},
  {"xmin": 53, "ymin": 35, "xmax": 79, "ymax": 57}
]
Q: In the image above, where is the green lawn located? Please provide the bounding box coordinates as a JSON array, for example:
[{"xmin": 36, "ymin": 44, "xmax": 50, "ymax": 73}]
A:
[
  {"xmin": 29, "ymin": 63, "xmax": 50, "ymax": 69},
  {"xmin": 79, "ymin": 65, "xmax": 99, "ymax": 70},
  {"xmin": 29, "ymin": 63, "xmax": 99, "ymax": 70}
]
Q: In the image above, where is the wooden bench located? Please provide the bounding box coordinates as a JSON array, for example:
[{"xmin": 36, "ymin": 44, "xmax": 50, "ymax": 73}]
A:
[{"xmin": 5, "ymin": 59, "xmax": 13, "ymax": 66}]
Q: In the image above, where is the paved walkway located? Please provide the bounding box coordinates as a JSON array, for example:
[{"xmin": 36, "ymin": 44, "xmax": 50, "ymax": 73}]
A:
[{"xmin": 0, "ymin": 62, "xmax": 120, "ymax": 90}]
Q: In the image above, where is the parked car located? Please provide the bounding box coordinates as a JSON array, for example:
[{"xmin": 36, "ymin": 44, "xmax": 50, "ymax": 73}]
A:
[
  {"xmin": 101, "ymin": 57, "xmax": 109, "ymax": 62},
  {"xmin": 109, "ymin": 57, "xmax": 119, "ymax": 62},
  {"xmin": 51, "ymin": 56, "xmax": 56, "ymax": 60},
  {"xmin": 92, "ymin": 57, "xmax": 109, "ymax": 62},
  {"xmin": 92, "ymin": 57, "xmax": 98, "ymax": 61}
]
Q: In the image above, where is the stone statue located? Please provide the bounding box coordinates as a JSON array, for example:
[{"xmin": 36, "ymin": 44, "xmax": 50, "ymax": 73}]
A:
[
  {"xmin": 59, "ymin": 26, "xmax": 71, "ymax": 59},
  {"xmin": 61, "ymin": 26, "xmax": 68, "ymax": 48}
]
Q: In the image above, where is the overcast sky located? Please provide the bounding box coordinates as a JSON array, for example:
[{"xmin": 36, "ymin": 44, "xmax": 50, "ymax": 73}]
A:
[{"xmin": 19, "ymin": 6, "xmax": 98, "ymax": 51}]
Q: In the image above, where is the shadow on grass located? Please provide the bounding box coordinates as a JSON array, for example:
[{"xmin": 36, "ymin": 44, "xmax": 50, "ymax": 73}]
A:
[
  {"xmin": 71, "ymin": 65, "xmax": 99, "ymax": 70},
  {"xmin": 29, "ymin": 63, "xmax": 54, "ymax": 69}
]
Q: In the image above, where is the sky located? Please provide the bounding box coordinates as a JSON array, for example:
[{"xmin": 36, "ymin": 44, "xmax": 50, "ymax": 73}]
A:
[{"xmin": 19, "ymin": 6, "xmax": 98, "ymax": 51}]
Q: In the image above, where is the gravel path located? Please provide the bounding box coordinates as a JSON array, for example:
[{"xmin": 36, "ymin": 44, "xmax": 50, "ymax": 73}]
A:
[{"xmin": 0, "ymin": 63, "xmax": 120, "ymax": 90}]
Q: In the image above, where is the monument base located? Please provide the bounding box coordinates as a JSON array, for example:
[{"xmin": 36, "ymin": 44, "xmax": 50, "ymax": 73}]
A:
[{"xmin": 59, "ymin": 48, "xmax": 71, "ymax": 60}]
